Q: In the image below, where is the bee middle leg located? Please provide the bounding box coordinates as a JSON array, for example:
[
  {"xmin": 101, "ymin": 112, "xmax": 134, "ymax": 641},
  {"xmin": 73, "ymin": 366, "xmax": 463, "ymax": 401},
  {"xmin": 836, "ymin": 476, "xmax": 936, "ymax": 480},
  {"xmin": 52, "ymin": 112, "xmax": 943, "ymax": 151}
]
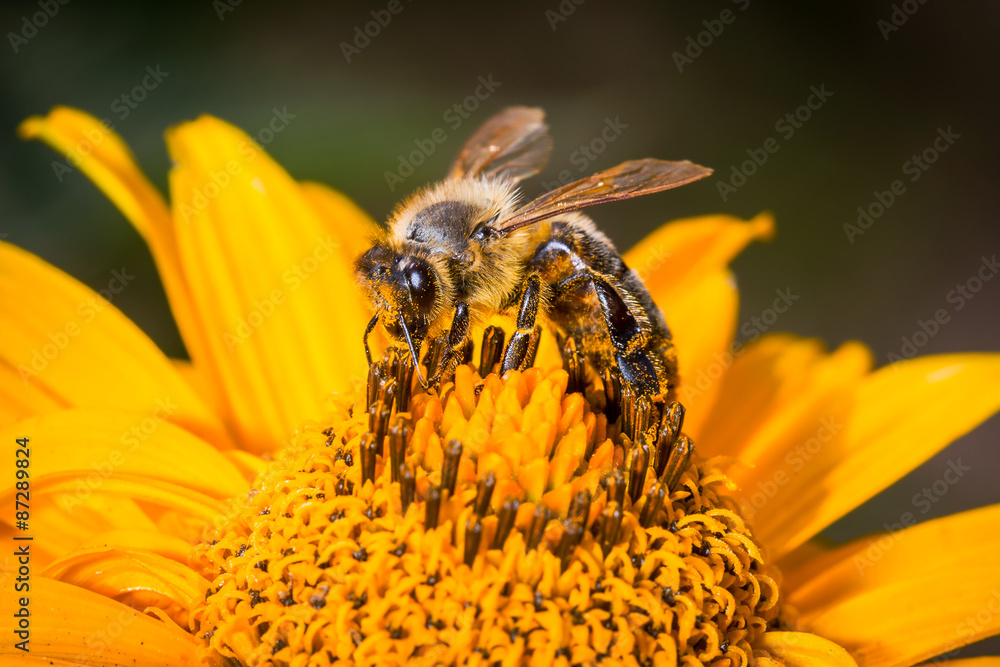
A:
[{"xmin": 500, "ymin": 274, "xmax": 544, "ymax": 374}]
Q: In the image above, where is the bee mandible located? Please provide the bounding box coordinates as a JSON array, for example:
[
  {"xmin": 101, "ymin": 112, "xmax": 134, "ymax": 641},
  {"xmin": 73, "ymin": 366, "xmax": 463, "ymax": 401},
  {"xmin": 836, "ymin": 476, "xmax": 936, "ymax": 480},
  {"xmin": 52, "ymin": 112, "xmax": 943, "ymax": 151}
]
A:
[{"xmin": 355, "ymin": 107, "xmax": 712, "ymax": 401}]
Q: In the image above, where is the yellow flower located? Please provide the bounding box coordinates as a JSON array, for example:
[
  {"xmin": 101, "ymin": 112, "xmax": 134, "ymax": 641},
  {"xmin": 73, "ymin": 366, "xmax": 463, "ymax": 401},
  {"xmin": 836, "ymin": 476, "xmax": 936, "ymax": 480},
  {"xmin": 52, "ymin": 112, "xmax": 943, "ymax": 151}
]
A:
[{"xmin": 2, "ymin": 107, "xmax": 1000, "ymax": 667}]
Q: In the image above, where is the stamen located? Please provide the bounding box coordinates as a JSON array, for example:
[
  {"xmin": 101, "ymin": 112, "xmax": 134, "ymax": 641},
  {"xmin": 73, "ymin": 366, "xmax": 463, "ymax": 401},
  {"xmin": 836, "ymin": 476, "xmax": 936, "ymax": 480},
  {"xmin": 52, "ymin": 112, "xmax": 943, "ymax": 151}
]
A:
[
  {"xmin": 627, "ymin": 437, "xmax": 651, "ymax": 504},
  {"xmin": 654, "ymin": 401, "xmax": 685, "ymax": 478},
  {"xmin": 525, "ymin": 504, "xmax": 549, "ymax": 551},
  {"xmin": 422, "ymin": 336, "xmax": 445, "ymax": 380},
  {"xmin": 464, "ymin": 515, "xmax": 483, "ymax": 567},
  {"xmin": 562, "ymin": 336, "xmax": 586, "ymax": 395},
  {"xmin": 399, "ymin": 462, "xmax": 415, "ymax": 514},
  {"xmin": 395, "ymin": 355, "xmax": 415, "ymax": 412},
  {"xmin": 598, "ymin": 501, "xmax": 623, "ymax": 557},
  {"xmin": 479, "ymin": 326, "xmax": 505, "ymax": 375},
  {"xmin": 662, "ymin": 434, "xmax": 695, "ymax": 493},
  {"xmin": 473, "ymin": 471, "xmax": 496, "ymax": 517},
  {"xmin": 366, "ymin": 360, "xmax": 386, "ymax": 410},
  {"xmin": 388, "ymin": 415, "xmax": 409, "ymax": 484},
  {"xmin": 425, "ymin": 486, "xmax": 441, "ymax": 529},
  {"xmin": 440, "ymin": 439, "xmax": 462, "ymax": 496},
  {"xmin": 639, "ymin": 480, "xmax": 667, "ymax": 528},
  {"xmin": 491, "ymin": 496, "xmax": 519, "ymax": 549},
  {"xmin": 359, "ymin": 432, "xmax": 378, "ymax": 485},
  {"xmin": 602, "ymin": 367, "xmax": 623, "ymax": 423},
  {"xmin": 555, "ymin": 521, "xmax": 583, "ymax": 569},
  {"xmin": 606, "ymin": 468, "xmax": 627, "ymax": 508},
  {"xmin": 567, "ymin": 489, "xmax": 591, "ymax": 529}
]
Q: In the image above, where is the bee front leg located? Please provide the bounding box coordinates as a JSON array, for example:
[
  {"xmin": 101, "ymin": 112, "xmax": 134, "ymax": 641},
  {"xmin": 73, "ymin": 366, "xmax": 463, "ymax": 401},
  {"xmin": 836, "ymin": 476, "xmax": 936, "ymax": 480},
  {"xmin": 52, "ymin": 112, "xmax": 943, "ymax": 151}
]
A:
[
  {"xmin": 427, "ymin": 301, "xmax": 471, "ymax": 384},
  {"xmin": 500, "ymin": 274, "xmax": 543, "ymax": 374}
]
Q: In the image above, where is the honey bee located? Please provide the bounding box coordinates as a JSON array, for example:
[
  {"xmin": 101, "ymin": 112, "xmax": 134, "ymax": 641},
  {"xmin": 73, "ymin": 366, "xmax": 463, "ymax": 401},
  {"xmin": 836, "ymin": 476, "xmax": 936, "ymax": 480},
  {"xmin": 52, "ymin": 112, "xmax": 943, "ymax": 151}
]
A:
[{"xmin": 355, "ymin": 107, "xmax": 712, "ymax": 400}]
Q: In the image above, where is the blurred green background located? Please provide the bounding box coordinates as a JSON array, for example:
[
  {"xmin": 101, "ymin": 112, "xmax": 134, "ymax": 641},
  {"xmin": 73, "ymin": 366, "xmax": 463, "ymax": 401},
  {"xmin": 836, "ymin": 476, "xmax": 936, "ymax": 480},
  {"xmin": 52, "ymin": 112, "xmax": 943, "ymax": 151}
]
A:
[{"xmin": 2, "ymin": 0, "xmax": 999, "ymax": 657}]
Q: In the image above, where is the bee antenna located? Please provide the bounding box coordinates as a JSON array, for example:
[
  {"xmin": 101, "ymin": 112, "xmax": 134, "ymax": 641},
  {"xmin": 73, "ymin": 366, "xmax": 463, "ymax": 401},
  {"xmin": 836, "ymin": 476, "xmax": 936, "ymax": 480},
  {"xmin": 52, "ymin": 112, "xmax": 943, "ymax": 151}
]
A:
[{"xmin": 396, "ymin": 311, "xmax": 428, "ymax": 388}]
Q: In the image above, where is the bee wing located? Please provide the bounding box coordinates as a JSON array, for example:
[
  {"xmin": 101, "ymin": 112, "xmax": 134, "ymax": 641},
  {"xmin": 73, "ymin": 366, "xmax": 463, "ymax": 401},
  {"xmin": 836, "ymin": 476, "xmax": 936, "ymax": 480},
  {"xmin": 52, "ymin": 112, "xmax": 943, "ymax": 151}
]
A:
[
  {"xmin": 448, "ymin": 106, "xmax": 553, "ymax": 183},
  {"xmin": 494, "ymin": 159, "xmax": 712, "ymax": 234}
]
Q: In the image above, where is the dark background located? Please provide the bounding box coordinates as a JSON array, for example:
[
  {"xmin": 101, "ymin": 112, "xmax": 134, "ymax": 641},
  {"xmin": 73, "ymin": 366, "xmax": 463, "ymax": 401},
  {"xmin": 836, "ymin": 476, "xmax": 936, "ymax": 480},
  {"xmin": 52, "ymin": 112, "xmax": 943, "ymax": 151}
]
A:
[{"xmin": 2, "ymin": 0, "xmax": 998, "ymax": 657}]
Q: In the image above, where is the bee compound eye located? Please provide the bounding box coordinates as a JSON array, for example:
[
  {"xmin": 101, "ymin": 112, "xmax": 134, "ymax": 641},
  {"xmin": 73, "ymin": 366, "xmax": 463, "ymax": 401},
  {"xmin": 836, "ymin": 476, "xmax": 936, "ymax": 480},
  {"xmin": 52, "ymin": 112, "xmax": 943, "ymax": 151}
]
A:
[{"xmin": 404, "ymin": 261, "xmax": 436, "ymax": 314}]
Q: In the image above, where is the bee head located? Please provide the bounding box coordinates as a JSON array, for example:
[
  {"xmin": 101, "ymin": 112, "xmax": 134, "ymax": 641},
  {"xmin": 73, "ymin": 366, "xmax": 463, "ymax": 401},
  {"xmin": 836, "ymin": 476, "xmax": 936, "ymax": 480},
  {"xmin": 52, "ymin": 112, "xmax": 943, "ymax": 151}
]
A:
[{"xmin": 355, "ymin": 243, "xmax": 439, "ymax": 359}]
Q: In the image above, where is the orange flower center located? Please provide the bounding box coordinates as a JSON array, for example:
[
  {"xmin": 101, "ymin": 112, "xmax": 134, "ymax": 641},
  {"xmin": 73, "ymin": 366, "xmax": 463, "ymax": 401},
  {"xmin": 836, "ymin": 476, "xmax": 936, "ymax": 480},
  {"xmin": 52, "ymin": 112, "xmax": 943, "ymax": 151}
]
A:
[{"xmin": 191, "ymin": 330, "xmax": 785, "ymax": 665}]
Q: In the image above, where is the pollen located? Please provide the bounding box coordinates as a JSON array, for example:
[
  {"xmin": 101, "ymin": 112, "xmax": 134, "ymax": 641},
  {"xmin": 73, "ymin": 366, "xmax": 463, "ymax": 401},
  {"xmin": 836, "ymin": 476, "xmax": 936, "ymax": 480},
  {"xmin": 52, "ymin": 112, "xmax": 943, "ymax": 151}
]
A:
[{"xmin": 190, "ymin": 330, "xmax": 786, "ymax": 666}]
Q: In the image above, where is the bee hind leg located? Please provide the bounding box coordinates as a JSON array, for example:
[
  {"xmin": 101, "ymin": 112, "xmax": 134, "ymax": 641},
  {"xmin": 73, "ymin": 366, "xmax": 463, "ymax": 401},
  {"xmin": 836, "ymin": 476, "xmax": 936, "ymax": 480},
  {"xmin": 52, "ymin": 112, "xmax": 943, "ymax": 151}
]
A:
[{"xmin": 556, "ymin": 270, "xmax": 660, "ymax": 397}]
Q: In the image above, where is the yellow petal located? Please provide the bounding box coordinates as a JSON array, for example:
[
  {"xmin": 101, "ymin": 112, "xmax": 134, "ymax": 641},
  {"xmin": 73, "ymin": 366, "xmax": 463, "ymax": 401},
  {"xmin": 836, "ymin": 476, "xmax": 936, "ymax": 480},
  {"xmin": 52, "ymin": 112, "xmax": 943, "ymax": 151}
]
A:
[
  {"xmin": 12, "ymin": 494, "xmax": 156, "ymax": 566},
  {"xmin": 759, "ymin": 352, "xmax": 1000, "ymax": 555},
  {"xmin": 0, "ymin": 409, "xmax": 248, "ymax": 501},
  {"xmin": 659, "ymin": 269, "xmax": 738, "ymax": 438},
  {"xmin": 623, "ymin": 211, "xmax": 774, "ymax": 302},
  {"xmin": 166, "ymin": 116, "xmax": 371, "ymax": 452},
  {"xmin": 0, "ymin": 358, "xmax": 66, "ymax": 427},
  {"xmin": 0, "ymin": 575, "xmax": 204, "ymax": 665},
  {"xmin": 18, "ymin": 108, "xmax": 212, "ymax": 393},
  {"xmin": 0, "ymin": 242, "xmax": 228, "ymax": 446},
  {"xmin": 76, "ymin": 529, "xmax": 195, "ymax": 563},
  {"xmin": 4, "ymin": 656, "xmax": 91, "ymax": 665},
  {"xmin": 20, "ymin": 475, "xmax": 225, "ymax": 524},
  {"xmin": 624, "ymin": 213, "xmax": 772, "ymax": 434},
  {"xmin": 43, "ymin": 547, "xmax": 211, "ymax": 625},
  {"xmin": 754, "ymin": 632, "xmax": 858, "ymax": 666},
  {"xmin": 694, "ymin": 335, "xmax": 870, "ymax": 555},
  {"xmin": 788, "ymin": 504, "xmax": 1000, "ymax": 667},
  {"xmin": 933, "ymin": 660, "xmax": 1000, "ymax": 667}
]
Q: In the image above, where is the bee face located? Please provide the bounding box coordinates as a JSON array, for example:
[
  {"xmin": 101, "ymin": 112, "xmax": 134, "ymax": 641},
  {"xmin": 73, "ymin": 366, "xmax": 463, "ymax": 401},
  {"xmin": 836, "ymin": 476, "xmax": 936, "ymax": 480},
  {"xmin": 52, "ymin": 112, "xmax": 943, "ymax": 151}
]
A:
[{"xmin": 354, "ymin": 244, "xmax": 438, "ymax": 342}]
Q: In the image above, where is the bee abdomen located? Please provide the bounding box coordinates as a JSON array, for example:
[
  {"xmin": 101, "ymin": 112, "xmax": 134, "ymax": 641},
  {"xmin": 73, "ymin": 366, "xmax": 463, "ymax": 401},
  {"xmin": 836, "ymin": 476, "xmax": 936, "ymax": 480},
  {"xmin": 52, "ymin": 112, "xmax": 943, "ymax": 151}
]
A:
[{"xmin": 523, "ymin": 217, "xmax": 678, "ymax": 398}]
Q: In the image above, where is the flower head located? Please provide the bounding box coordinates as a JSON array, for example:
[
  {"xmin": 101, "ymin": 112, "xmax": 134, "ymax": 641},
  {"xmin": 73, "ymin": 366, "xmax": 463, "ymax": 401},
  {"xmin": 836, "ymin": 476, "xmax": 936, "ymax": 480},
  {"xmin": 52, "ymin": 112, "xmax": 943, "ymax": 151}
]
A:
[
  {"xmin": 192, "ymin": 350, "xmax": 785, "ymax": 665},
  {"xmin": 2, "ymin": 107, "xmax": 1000, "ymax": 667}
]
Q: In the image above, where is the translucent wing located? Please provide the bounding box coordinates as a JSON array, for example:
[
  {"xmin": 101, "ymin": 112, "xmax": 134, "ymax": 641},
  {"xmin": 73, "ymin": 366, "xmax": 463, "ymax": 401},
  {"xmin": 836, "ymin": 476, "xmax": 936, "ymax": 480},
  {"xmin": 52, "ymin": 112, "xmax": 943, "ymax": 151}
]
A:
[
  {"xmin": 448, "ymin": 106, "xmax": 553, "ymax": 182},
  {"xmin": 495, "ymin": 159, "xmax": 712, "ymax": 234}
]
